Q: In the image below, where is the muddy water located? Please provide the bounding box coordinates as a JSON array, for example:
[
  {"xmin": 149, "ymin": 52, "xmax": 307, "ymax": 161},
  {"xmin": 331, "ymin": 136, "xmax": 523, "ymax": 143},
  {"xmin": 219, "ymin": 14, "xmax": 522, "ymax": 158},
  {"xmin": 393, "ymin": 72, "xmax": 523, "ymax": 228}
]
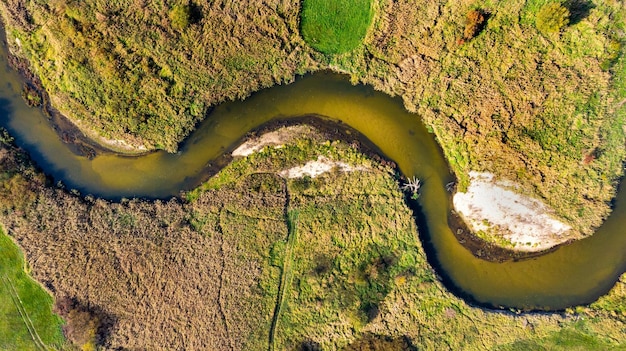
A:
[{"xmin": 1, "ymin": 46, "xmax": 624, "ymax": 310}]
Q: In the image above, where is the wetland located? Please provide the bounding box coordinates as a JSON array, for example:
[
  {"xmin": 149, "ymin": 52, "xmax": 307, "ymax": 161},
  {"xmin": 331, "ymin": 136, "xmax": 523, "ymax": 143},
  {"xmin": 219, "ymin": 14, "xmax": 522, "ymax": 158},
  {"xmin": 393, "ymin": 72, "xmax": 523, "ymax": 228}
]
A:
[{"xmin": 0, "ymin": 0, "xmax": 625, "ymax": 349}]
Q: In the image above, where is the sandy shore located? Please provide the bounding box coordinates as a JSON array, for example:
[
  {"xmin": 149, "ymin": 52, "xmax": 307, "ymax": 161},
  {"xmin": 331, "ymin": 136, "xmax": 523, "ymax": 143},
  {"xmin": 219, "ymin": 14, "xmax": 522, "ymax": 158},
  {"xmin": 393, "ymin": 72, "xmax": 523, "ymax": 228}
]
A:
[
  {"xmin": 453, "ymin": 172, "xmax": 576, "ymax": 252},
  {"xmin": 232, "ymin": 125, "xmax": 312, "ymax": 157},
  {"xmin": 233, "ymin": 126, "xmax": 368, "ymax": 179},
  {"xmin": 279, "ymin": 155, "xmax": 367, "ymax": 179}
]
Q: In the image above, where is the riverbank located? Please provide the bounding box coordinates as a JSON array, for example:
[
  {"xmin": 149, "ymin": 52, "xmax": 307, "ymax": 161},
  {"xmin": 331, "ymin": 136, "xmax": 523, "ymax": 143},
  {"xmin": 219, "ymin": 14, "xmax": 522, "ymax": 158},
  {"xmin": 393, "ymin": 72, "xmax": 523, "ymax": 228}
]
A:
[
  {"xmin": 0, "ymin": 2, "xmax": 624, "ymax": 349},
  {"xmin": 0, "ymin": 131, "xmax": 624, "ymax": 350},
  {"xmin": 0, "ymin": 1, "xmax": 321, "ymax": 152},
  {"xmin": 231, "ymin": 125, "xmax": 576, "ymax": 259},
  {"xmin": 452, "ymin": 171, "xmax": 580, "ymax": 252},
  {"xmin": 0, "ymin": 1, "xmax": 624, "ymax": 251}
]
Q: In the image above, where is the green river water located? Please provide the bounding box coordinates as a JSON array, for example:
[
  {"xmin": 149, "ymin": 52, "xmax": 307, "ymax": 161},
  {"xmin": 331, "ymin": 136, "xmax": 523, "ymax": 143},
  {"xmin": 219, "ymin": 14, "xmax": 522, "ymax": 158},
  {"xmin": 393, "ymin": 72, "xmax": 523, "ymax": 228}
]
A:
[{"xmin": 0, "ymin": 46, "xmax": 624, "ymax": 310}]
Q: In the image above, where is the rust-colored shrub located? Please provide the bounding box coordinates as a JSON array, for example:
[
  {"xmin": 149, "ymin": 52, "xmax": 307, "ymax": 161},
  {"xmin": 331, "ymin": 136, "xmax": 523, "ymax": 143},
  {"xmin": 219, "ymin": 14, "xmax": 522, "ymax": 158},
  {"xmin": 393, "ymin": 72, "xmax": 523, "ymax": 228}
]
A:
[{"xmin": 463, "ymin": 9, "xmax": 486, "ymax": 40}]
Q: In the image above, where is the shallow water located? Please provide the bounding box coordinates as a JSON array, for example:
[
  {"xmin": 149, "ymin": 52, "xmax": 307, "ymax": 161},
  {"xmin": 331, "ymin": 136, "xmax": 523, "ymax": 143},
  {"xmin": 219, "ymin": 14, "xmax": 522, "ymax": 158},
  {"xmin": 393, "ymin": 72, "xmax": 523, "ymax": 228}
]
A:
[{"xmin": 0, "ymin": 43, "xmax": 624, "ymax": 310}]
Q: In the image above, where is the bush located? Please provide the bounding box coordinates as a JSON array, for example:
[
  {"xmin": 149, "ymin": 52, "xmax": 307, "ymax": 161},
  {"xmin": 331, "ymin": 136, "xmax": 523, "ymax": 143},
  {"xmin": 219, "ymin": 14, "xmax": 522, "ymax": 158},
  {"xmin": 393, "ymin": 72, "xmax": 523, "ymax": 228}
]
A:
[
  {"xmin": 169, "ymin": 5, "xmax": 191, "ymax": 30},
  {"xmin": 536, "ymin": 3, "xmax": 570, "ymax": 34},
  {"xmin": 463, "ymin": 10, "xmax": 486, "ymax": 40},
  {"xmin": 54, "ymin": 297, "xmax": 100, "ymax": 349}
]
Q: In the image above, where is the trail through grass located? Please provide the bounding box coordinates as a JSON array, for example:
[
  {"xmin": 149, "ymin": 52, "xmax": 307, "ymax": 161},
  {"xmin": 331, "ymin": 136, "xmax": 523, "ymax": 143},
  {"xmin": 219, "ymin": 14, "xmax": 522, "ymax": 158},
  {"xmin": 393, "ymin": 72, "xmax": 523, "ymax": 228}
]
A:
[
  {"xmin": 301, "ymin": 0, "xmax": 373, "ymax": 54},
  {"xmin": 269, "ymin": 209, "xmax": 298, "ymax": 351},
  {"xmin": 0, "ymin": 229, "xmax": 65, "ymax": 350}
]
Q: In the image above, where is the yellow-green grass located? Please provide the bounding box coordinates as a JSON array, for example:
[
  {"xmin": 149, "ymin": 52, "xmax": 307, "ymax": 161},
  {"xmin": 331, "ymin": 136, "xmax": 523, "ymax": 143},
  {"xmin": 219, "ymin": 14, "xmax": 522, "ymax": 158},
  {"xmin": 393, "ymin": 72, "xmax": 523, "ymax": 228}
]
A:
[
  {"xmin": 495, "ymin": 320, "xmax": 626, "ymax": 351},
  {"xmin": 357, "ymin": 0, "xmax": 626, "ymax": 238},
  {"xmin": 0, "ymin": 229, "xmax": 65, "ymax": 350},
  {"xmin": 205, "ymin": 138, "xmax": 626, "ymax": 350},
  {"xmin": 300, "ymin": 0, "xmax": 373, "ymax": 54},
  {"xmin": 0, "ymin": 1, "xmax": 312, "ymax": 152}
]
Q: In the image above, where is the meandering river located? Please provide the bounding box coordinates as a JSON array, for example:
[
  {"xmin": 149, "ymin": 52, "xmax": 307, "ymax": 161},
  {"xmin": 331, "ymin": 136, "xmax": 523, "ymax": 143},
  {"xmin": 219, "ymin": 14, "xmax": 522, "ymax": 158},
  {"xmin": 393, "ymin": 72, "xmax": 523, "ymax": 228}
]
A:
[{"xmin": 1, "ymin": 44, "xmax": 624, "ymax": 310}]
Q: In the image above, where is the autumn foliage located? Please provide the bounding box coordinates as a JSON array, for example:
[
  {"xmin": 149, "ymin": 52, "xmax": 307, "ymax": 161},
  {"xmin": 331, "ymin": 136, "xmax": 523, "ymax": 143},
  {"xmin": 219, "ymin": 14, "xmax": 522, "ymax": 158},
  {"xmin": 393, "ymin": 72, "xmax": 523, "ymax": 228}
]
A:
[{"xmin": 463, "ymin": 9, "xmax": 486, "ymax": 40}]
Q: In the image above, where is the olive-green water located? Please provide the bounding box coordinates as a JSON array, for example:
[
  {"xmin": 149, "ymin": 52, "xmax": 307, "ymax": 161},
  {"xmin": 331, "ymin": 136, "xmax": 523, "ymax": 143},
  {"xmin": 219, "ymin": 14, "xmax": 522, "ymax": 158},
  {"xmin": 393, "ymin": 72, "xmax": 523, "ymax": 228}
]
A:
[{"xmin": 1, "ymin": 49, "xmax": 624, "ymax": 310}]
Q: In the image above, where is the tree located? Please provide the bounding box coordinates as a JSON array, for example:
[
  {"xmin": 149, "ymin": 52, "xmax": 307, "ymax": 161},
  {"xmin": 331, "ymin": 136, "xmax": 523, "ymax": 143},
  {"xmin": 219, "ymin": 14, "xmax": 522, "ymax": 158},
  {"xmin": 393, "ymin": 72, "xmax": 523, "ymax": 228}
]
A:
[
  {"xmin": 169, "ymin": 5, "xmax": 191, "ymax": 31},
  {"xmin": 54, "ymin": 297, "xmax": 100, "ymax": 350},
  {"xmin": 536, "ymin": 3, "xmax": 570, "ymax": 34}
]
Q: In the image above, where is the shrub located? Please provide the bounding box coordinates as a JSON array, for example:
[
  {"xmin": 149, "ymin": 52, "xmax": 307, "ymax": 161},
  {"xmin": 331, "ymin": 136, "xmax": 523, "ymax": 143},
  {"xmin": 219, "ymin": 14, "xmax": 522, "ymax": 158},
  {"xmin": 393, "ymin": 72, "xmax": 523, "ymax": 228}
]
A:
[
  {"xmin": 54, "ymin": 297, "xmax": 100, "ymax": 349},
  {"xmin": 169, "ymin": 5, "xmax": 191, "ymax": 31},
  {"xmin": 21, "ymin": 85, "xmax": 42, "ymax": 107},
  {"xmin": 463, "ymin": 9, "xmax": 486, "ymax": 40},
  {"xmin": 169, "ymin": 3, "xmax": 203, "ymax": 31},
  {"xmin": 536, "ymin": 3, "xmax": 570, "ymax": 34}
]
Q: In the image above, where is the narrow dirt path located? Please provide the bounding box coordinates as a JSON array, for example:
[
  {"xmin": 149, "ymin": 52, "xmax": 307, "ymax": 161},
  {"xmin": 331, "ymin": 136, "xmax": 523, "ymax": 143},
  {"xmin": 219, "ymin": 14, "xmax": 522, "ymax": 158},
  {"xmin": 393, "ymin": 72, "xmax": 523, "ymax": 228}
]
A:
[{"xmin": 268, "ymin": 179, "xmax": 298, "ymax": 351}]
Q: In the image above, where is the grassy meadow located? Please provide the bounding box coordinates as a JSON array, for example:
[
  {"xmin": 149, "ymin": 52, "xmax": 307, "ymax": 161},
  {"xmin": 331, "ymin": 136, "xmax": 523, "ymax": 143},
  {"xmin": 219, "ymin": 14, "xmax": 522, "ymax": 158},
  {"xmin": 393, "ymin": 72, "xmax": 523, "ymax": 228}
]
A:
[
  {"xmin": 300, "ymin": 0, "xmax": 373, "ymax": 54},
  {"xmin": 0, "ymin": 230, "xmax": 65, "ymax": 350}
]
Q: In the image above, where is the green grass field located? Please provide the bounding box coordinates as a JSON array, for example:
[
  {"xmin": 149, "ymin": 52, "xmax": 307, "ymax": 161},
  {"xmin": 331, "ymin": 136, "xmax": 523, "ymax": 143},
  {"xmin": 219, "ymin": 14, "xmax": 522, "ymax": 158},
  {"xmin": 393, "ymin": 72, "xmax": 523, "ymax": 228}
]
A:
[
  {"xmin": 300, "ymin": 0, "xmax": 373, "ymax": 54},
  {"xmin": 0, "ymin": 229, "xmax": 65, "ymax": 350}
]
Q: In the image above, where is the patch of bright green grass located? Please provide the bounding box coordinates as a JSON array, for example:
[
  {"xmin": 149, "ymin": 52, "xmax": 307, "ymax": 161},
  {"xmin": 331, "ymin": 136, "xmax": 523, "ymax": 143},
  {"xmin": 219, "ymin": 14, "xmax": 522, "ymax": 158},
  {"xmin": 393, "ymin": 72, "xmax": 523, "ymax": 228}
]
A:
[
  {"xmin": 300, "ymin": 0, "xmax": 373, "ymax": 54},
  {"xmin": 496, "ymin": 320, "xmax": 626, "ymax": 350},
  {"xmin": 0, "ymin": 229, "xmax": 65, "ymax": 350}
]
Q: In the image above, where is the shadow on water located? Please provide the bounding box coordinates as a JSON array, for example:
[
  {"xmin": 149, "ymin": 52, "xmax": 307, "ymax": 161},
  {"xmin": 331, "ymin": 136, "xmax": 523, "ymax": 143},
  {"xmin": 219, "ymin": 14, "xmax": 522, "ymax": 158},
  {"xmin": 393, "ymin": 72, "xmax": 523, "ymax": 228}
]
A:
[
  {"xmin": 0, "ymin": 97, "xmax": 76, "ymax": 190},
  {"xmin": 403, "ymin": 194, "xmax": 481, "ymax": 308}
]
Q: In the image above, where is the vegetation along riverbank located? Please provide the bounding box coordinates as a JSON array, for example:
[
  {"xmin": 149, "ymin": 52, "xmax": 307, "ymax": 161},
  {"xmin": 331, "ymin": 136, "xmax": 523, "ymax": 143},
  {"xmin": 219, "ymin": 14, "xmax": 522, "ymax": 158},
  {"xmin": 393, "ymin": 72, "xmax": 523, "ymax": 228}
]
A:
[
  {"xmin": 0, "ymin": 0, "xmax": 625, "ymax": 349},
  {"xmin": 0, "ymin": 129, "xmax": 625, "ymax": 350},
  {"xmin": 0, "ymin": 0, "xmax": 624, "ymax": 248}
]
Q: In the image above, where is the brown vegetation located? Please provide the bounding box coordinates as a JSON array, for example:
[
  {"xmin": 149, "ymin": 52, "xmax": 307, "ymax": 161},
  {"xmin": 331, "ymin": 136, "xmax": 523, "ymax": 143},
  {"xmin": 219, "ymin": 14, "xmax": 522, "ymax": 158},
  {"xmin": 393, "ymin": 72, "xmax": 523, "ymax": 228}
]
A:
[
  {"xmin": 463, "ymin": 9, "xmax": 486, "ymax": 41},
  {"xmin": 3, "ymin": 186, "xmax": 284, "ymax": 349},
  {"xmin": 0, "ymin": 141, "xmax": 284, "ymax": 349}
]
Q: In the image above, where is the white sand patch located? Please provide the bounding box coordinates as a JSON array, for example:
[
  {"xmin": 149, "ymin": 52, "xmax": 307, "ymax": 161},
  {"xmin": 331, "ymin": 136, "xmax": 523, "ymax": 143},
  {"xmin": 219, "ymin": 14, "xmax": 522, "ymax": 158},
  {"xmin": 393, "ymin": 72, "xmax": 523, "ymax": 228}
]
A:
[
  {"xmin": 453, "ymin": 172, "xmax": 572, "ymax": 251},
  {"xmin": 97, "ymin": 137, "xmax": 148, "ymax": 152},
  {"xmin": 232, "ymin": 125, "xmax": 310, "ymax": 157},
  {"xmin": 279, "ymin": 156, "xmax": 367, "ymax": 179}
]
